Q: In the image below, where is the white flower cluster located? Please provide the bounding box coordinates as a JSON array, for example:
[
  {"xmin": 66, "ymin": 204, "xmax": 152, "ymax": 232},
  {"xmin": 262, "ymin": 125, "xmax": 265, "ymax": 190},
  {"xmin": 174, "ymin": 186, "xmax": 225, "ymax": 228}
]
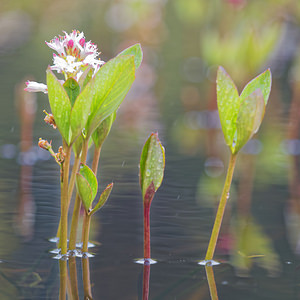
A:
[{"xmin": 25, "ymin": 30, "xmax": 104, "ymax": 94}]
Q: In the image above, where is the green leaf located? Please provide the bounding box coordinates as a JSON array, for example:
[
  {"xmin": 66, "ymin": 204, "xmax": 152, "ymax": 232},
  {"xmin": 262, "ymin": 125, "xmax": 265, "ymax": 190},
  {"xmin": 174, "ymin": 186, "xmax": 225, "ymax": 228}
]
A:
[
  {"xmin": 70, "ymin": 78, "xmax": 95, "ymax": 142},
  {"xmin": 46, "ymin": 68, "xmax": 71, "ymax": 145},
  {"xmin": 63, "ymin": 78, "xmax": 80, "ymax": 106},
  {"xmin": 92, "ymin": 112, "xmax": 116, "ymax": 148},
  {"xmin": 85, "ymin": 55, "xmax": 136, "ymax": 137},
  {"xmin": 90, "ymin": 183, "xmax": 113, "ymax": 215},
  {"xmin": 234, "ymin": 89, "xmax": 265, "ymax": 153},
  {"xmin": 117, "ymin": 43, "xmax": 143, "ymax": 69},
  {"xmin": 73, "ymin": 134, "xmax": 83, "ymax": 158},
  {"xmin": 76, "ymin": 164, "xmax": 98, "ymax": 213},
  {"xmin": 78, "ymin": 66, "xmax": 93, "ymax": 89},
  {"xmin": 139, "ymin": 133, "xmax": 165, "ymax": 199},
  {"xmin": 216, "ymin": 66, "xmax": 240, "ymax": 148},
  {"xmin": 240, "ymin": 69, "xmax": 272, "ymax": 105},
  {"xmin": 217, "ymin": 66, "xmax": 272, "ymax": 154}
]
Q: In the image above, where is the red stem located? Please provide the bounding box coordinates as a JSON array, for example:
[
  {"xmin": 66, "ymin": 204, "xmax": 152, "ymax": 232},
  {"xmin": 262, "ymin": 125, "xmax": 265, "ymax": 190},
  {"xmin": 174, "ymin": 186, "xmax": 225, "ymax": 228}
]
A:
[{"xmin": 144, "ymin": 202, "xmax": 151, "ymax": 259}]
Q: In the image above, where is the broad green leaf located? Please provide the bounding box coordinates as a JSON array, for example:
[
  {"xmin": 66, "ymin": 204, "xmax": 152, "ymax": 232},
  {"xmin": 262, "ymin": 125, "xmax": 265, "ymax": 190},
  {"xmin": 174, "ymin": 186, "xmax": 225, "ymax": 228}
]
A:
[
  {"xmin": 217, "ymin": 66, "xmax": 240, "ymax": 148},
  {"xmin": 63, "ymin": 78, "xmax": 80, "ymax": 106},
  {"xmin": 234, "ymin": 89, "xmax": 265, "ymax": 154},
  {"xmin": 90, "ymin": 183, "xmax": 113, "ymax": 215},
  {"xmin": 70, "ymin": 78, "xmax": 95, "ymax": 142},
  {"xmin": 85, "ymin": 55, "xmax": 135, "ymax": 137},
  {"xmin": 92, "ymin": 112, "xmax": 116, "ymax": 148},
  {"xmin": 76, "ymin": 164, "xmax": 98, "ymax": 212},
  {"xmin": 46, "ymin": 68, "xmax": 71, "ymax": 145},
  {"xmin": 240, "ymin": 69, "xmax": 272, "ymax": 105},
  {"xmin": 117, "ymin": 43, "xmax": 143, "ymax": 69},
  {"xmin": 139, "ymin": 133, "xmax": 165, "ymax": 199}
]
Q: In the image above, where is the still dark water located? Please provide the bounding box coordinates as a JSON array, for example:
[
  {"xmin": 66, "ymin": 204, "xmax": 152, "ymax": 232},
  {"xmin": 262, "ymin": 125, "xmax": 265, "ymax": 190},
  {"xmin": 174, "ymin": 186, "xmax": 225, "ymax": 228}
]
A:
[{"xmin": 0, "ymin": 99, "xmax": 299, "ymax": 300}]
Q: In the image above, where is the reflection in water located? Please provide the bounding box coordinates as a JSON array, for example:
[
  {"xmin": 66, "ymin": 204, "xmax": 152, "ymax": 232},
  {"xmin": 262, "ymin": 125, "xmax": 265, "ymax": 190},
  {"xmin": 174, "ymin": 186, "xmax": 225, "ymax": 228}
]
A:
[
  {"xmin": 205, "ymin": 264, "xmax": 218, "ymax": 300},
  {"xmin": 15, "ymin": 79, "xmax": 37, "ymax": 241},
  {"xmin": 142, "ymin": 260, "xmax": 151, "ymax": 300}
]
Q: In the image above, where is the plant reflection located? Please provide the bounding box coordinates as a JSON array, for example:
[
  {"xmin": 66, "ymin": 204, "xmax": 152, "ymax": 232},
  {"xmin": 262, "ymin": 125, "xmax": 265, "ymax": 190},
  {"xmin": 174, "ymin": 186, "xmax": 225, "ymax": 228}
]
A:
[
  {"xmin": 58, "ymin": 256, "xmax": 94, "ymax": 300},
  {"xmin": 205, "ymin": 264, "xmax": 219, "ymax": 300},
  {"xmin": 142, "ymin": 260, "xmax": 151, "ymax": 300}
]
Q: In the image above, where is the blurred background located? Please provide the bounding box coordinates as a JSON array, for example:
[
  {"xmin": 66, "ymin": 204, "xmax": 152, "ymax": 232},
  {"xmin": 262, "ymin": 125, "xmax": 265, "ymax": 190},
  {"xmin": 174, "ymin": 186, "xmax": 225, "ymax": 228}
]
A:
[{"xmin": 1, "ymin": 0, "xmax": 300, "ymax": 299}]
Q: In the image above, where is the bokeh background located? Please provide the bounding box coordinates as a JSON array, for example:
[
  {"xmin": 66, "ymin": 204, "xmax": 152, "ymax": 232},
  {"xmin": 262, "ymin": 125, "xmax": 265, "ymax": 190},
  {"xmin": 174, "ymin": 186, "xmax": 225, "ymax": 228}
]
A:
[{"xmin": 1, "ymin": 0, "xmax": 300, "ymax": 299}]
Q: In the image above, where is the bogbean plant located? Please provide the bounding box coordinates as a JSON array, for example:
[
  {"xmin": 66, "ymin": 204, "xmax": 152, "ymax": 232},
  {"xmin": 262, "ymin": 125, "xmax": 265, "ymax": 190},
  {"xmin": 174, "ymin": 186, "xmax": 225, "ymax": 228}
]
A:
[
  {"xmin": 204, "ymin": 66, "xmax": 272, "ymax": 262},
  {"xmin": 25, "ymin": 30, "xmax": 143, "ymax": 257}
]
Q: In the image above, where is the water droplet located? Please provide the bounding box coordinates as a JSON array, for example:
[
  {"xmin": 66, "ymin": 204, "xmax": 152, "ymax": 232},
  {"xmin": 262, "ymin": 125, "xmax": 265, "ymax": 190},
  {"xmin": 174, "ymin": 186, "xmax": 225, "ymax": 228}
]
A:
[{"xmin": 146, "ymin": 169, "xmax": 151, "ymax": 176}]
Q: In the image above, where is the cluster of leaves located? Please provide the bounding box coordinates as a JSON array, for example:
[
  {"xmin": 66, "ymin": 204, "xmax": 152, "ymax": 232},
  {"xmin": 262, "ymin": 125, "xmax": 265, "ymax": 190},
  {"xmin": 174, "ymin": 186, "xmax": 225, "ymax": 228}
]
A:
[
  {"xmin": 47, "ymin": 44, "xmax": 143, "ymax": 146},
  {"xmin": 68, "ymin": 44, "xmax": 143, "ymax": 212},
  {"xmin": 217, "ymin": 66, "xmax": 272, "ymax": 154}
]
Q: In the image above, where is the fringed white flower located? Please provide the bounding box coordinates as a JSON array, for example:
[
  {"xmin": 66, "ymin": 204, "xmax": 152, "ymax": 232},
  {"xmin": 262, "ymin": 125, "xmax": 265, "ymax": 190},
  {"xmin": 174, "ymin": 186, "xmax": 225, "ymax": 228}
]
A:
[
  {"xmin": 25, "ymin": 30, "xmax": 105, "ymax": 93},
  {"xmin": 46, "ymin": 30, "xmax": 105, "ymax": 78},
  {"xmin": 24, "ymin": 81, "xmax": 48, "ymax": 94}
]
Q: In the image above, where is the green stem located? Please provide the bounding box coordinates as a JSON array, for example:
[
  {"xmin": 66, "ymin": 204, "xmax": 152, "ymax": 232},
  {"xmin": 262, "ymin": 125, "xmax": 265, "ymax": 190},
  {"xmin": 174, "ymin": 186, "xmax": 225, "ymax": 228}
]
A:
[
  {"xmin": 60, "ymin": 142, "xmax": 71, "ymax": 255},
  {"xmin": 69, "ymin": 137, "xmax": 89, "ymax": 250},
  {"xmin": 92, "ymin": 145, "xmax": 101, "ymax": 174},
  {"xmin": 79, "ymin": 144, "xmax": 102, "ymax": 253},
  {"xmin": 82, "ymin": 212, "xmax": 91, "ymax": 253},
  {"xmin": 56, "ymin": 155, "xmax": 81, "ymax": 239},
  {"xmin": 205, "ymin": 153, "xmax": 237, "ymax": 261},
  {"xmin": 205, "ymin": 265, "xmax": 219, "ymax": 300}
]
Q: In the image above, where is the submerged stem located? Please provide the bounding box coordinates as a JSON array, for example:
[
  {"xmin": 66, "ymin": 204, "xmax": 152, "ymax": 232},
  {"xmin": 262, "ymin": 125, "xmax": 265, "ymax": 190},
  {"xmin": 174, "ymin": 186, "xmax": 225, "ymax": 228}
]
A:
[{"xmin": 205, "ymin": 153, "xmax": 237, "ymax": 261}]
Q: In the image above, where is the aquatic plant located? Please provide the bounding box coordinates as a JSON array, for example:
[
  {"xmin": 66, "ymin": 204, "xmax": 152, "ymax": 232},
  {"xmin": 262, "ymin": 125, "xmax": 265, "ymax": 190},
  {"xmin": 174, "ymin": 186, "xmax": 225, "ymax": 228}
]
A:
[
  {"xmin": 205, "ymin": 66, "xmax": 272, "ymax": 262},
  {"xmin": 139, "ymin": 132, "xmax": 165, "ymax": 260},
  {"xmin": 25, "ymin": 30, "xmax": 143, "ymax": 256}
]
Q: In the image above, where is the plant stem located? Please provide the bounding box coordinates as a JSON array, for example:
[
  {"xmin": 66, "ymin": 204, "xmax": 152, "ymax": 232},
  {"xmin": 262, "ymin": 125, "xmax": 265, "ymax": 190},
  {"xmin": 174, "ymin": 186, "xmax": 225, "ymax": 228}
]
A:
[
  {"xmin": 60, "ymin": 142, "xmax": 71, "ymax": 255},
  {"xmin": 59, "ymin": 259, "xmax": 67, "ymax": 300},
  {"xmin": 144, "ymin": 202, "xmax": 151, "ymax": 259},
  {"xmin": 79, "ymin": 144, "xmax": 102, "ymax": 253},
  {"xmin": 205, "ymin": 265, "xmax": 219, "ymax": 300},
  {"xmin": 82, "ymin": 212, "xmax": 91, "ymax": 253},
  {"xmin": 92, "ymin": 145, "xmax": 101, "ymax": 175},
  {"xmin": 56, "ymin": 155, "xmax": 81, "ymax": 239},
  {"xmin": 205, "ymin": 153, "xmax": 237, "ymax": 261},
  {"xmin": 69, "ymin": 138, "xmax": 89, "ymax": 250}
]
